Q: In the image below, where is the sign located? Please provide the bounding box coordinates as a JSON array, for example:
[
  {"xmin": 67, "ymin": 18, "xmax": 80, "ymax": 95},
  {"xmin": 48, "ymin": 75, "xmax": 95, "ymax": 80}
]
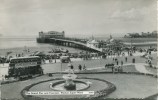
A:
[
  {"xmin": 15, "ymin": 62, "xmax": 37, "ymax": 68},
  {"xmin": 26, "ymin": 91, "xmax": 94, "ymax": 95}
]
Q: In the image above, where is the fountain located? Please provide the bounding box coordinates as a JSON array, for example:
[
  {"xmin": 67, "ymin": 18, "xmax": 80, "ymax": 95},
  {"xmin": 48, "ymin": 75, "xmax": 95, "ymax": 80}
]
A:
[
  {"xmin": 62, "ymin": 69, "xmax": 77, "ymax": 90},
  {"xmin": 50, "ymin": 68, "xmax": 90, "ymax": 91}
]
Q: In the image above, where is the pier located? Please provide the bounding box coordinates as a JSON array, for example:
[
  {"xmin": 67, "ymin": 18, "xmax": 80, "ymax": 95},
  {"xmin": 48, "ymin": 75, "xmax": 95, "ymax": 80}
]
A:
[
  {"xmin": 36, "ymin": 31, "xmax": 103, "ymax": 52},
  {"xmin": 44, "ymin": 37, "xmax": 102, "ymax": 52},
  {"xmin": 36, "ymin": 31, "xmax": 157, "ymax": 53}
]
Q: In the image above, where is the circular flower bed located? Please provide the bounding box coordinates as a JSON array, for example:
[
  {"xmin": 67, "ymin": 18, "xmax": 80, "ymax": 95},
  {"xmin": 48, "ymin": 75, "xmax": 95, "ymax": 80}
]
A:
[{"xmin": 21, "ymin": 77, "xmax": 116, "ymax": 100}]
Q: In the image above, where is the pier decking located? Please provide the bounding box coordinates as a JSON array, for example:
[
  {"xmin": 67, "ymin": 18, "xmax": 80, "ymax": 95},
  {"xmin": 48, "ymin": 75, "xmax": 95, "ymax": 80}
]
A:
[{"xmin": 48, "ymin": 37, "xmax": 102, "ymax": 52}]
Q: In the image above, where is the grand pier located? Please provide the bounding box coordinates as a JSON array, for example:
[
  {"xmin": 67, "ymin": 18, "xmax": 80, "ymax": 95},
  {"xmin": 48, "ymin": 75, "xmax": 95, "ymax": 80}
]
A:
[{"xmin": 36, "ymin": 31, "xmax": 127, "ymax": 53}]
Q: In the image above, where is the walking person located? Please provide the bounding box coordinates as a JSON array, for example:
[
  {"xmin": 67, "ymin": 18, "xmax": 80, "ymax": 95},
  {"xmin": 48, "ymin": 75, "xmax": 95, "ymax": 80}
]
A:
[
  {"xmin": 113, "ymin": 58, "xmax": 115, "ymax": 61},
  {"xmin": 115, "ymin": 58, "xmax": 117, "ymax": 62},
  {"xmin": 44, "ymin": 59, "xmax": 46, "ymax": 64},
  {"xmin": 2, "ymin": 75, "xmax": 4, "ymax": 81},
  {"xmin": 70, "ymin": 64, "xmax": 74, "ymax": 70},
  {"xmin": 83, "ymin": 64, "xmax": 86, "ymax": 70},
  {"xmin": 49, "ymin": 59, "xmax": 51, "ymax": 63},
  {"xmin": 78, "ymin": 64, "xmax": 82, "ymax": 70},
  {"xmin": 122, "ymin": 52, "xmax": 125, "ymax": 57},
  {"xmin": 112, "ymin": 66, "xmax": 114, "ymax": 73},
  {"xmin": 149, "ymin": 51, "xmax": 151, "ymax": 55},
  {"xmin": 132, "ymin": 58, "xmax": 135, "ymax": 63},
  {"xmin": 54, "ymin": 59, "xmax": 56, "ymax": 63},
  {"xmin": 125, "ymin": 57, "xmax": 127, "ymax": 62},
  {"xmin": 121, "ymin": 61, "xmax": 123, "ymax": 66},
  {"xmin": 116, "ymin": 60, "xmax": 119, "ymax": 65}
]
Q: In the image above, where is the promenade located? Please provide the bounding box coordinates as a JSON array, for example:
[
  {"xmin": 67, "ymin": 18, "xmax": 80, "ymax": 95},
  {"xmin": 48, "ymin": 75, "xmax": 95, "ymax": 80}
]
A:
[
  {"xmin": 1, "ymin": 51, "xmax": 157, "ymax": 80},
  {"xmin": 1, "ymin": 51, "xmax": 157, "ymax": 100}
]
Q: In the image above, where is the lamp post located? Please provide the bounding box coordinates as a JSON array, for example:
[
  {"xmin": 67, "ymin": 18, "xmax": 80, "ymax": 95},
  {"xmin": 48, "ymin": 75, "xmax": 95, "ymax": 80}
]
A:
[
  {"xmin": 60, "ymin": 59, "xmax": 62, "ymax": 74},
  {"xmin": 99, "ymin": 53, "xmax": 102, "ymax": 66},
  {"xmin": 131, "ymin": 38, "xmax": 132, "ymax": 50}
]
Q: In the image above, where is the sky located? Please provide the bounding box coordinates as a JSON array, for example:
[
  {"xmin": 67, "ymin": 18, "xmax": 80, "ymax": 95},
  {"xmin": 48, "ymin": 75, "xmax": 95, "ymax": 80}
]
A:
[{"xmin": 0, "ymin": 0, "xmax": 157, "ymax": 38}]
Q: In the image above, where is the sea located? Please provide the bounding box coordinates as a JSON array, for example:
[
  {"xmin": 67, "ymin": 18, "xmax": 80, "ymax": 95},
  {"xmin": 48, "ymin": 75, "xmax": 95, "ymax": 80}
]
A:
[
  {"xmin": 0, "ymin": 37, "xmax": 42, "ymax": 49},
  {"xmin": 0, "ymin": 36, "xmax": 157, "ymax": 49},
  {"xmin": 0, "ymin": 36, "xmax": 109, "ymax": 49},
  {"xmin": 0, "ymin": 36, "xmax": 83, "ymax": 54}
]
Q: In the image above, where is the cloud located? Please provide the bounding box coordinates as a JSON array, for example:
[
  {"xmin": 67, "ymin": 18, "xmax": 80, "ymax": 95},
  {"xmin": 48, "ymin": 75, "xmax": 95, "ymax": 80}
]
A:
[
  {"xmin": 0, "ymin": 0, "xmax": 156, "ymax": 37},
  {"xmin": 110, "ymin": 7, "xmax": 151, "ymax": 21}
]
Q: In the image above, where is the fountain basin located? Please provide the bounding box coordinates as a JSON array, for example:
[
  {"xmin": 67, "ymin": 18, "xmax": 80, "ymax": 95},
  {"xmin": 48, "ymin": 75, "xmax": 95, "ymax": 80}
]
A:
[
  {"xmin": 22, "ymin": 77, "xmax": 116, "ymax": 99},
  {"xmin": 50, "ymin": 80, "xmax": 90, "ymax": 91}
]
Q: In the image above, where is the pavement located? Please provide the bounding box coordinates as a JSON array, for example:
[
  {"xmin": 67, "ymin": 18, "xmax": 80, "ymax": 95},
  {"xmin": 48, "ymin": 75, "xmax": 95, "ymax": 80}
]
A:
[
  {"xmin": 0, "ymin": 51, "xmax": 157, "ymax": 80},
  {"xmin": 0, "ymin": 63, "xmax": 9, "ymax": 80},
  {"xmin": 134, "ymin": 63, "xmax": 152, "ymax": 74}
]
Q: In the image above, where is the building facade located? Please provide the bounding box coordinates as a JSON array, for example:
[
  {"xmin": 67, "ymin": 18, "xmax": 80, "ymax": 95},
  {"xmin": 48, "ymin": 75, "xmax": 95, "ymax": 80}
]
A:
[
  {"xmin": 39, "ymin": 31, "xmax": 65, "ymax": 39},
  {"xmin": 37, "ymin": 31, "xmax": 65, "ymax": 43}
]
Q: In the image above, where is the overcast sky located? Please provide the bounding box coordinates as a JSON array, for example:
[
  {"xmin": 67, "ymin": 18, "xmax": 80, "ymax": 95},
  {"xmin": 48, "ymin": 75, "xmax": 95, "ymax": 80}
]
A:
[{"xmin": 0, "ymin": 0, "xmax": 157, "ymax": 37}]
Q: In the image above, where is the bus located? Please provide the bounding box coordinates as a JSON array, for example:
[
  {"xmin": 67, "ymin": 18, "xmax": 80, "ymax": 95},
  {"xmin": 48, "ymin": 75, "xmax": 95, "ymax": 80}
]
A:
[{"xmin": 8, "ymin": 56, "xmax": 43, "ymax": 79}]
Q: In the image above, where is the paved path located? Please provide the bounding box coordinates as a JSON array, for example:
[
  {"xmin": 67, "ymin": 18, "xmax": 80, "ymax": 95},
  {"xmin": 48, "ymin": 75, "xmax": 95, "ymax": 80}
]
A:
[
  {"xmin": 0, "ymin": 63, "xmax": 9, "ymax": 80},
  {"xmin": 0, "ymin": 51, "xmax": 156, "ymax": 79},
  {"xmin": 134, "ymin": 63, "xmax": 152, "ymax": 74}
]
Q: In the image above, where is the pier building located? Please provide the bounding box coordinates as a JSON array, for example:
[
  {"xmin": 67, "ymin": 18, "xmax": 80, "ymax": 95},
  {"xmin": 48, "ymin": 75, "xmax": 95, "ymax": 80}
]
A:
[{"xmin": 37, "ymin": 31, "xmax": 65, "ymax": 42}]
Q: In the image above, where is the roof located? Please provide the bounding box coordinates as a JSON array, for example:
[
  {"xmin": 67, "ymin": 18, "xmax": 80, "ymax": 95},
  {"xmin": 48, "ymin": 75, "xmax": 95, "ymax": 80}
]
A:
[
  {"xmin": 60, "ymin": 56, "xmax": 69, "ymax": 59},
  {"xmin": 48, "ymin": 31, "xmax": 63, "ymax": 34},
  {"xmin": 88, "ymin": 39, "xmax": 99, "ymax": 44},
  {"xmin": 34, "ymin": 52, "xmax": 45, "ymax": 56},
  {"xmin": 110, "ymin": 38, "xmax": 114, "ymax": 42},
  {"xmin": 10, "ymin": 56, "xmax": 40, "ymax": 60}
]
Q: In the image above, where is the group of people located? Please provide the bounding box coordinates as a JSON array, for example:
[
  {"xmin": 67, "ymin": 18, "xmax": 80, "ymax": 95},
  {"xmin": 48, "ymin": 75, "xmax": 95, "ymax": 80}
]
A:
[
  {"xmin": 105, "ymin": 55, "xmax": 137, "ymax": 73},
  {"xmin": 105, "ymin": 63, "xmax": 123, "ymax": 73},
  {"xmin": 112, "ymin": 58, "xmax": 124, "ymax": 65},
  {"xmin": 68, "ymin": 64, "xmax": 87, "ymax": 71},
  {"xmin": 0, "ymin": 57, "xmax": 6, "ymax": 64},
  {"xmin": 112, "ymin": 66, "xmax": 123, "ymax": 72},
  {"xmin": 78, "ymin": 64, "xmax": 87, "ymax": 71}
]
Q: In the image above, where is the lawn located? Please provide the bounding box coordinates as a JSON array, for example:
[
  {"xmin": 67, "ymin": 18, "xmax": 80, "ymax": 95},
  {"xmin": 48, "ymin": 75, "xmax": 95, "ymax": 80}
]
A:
[
  {"xmin": 78, "ymin": 74, "xmax": 157, "ymax": 99},
  {"xmin": 1, "ymin": 73, "xmax": 157, "ymax": 99}
]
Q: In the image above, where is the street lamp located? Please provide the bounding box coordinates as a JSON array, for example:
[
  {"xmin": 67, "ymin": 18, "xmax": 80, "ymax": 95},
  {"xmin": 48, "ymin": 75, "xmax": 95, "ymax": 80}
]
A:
[
  {"xmin": 131, "ymin": 38, "xmax": 132, "ymax": 50},
  {"xmin": 60, "ymin": 59, "xmax": 62, "ymax": 74}
]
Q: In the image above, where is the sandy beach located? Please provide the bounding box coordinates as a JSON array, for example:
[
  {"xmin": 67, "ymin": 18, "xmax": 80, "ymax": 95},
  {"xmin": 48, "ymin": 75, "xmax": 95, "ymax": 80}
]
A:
[{"xmin": 0, "ymin": 44, "xmax": 82, "ymax": 57}]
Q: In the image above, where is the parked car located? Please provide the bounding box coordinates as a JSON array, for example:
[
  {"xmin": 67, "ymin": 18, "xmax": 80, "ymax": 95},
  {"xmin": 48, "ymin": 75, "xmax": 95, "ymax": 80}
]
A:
[{"xmin": 60, "ymin": 56, "xmax": 71, "ymax": 63}]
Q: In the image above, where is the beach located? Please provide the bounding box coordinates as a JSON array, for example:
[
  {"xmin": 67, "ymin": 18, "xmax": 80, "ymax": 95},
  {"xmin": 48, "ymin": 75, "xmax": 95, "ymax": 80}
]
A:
[{"xmin": 0, "ymin": 37, "xmax": 83, "ymax": 57}]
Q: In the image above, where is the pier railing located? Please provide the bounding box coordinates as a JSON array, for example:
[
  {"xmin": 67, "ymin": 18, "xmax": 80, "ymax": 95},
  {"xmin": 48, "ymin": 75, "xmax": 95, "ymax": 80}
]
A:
[
  {"xmin": 49, "ymin": 37, "xmax": 103, "ymax": 52},
  {"xmin": 52, "ymin": 37, "xmax": 88, "ymax": 44}
]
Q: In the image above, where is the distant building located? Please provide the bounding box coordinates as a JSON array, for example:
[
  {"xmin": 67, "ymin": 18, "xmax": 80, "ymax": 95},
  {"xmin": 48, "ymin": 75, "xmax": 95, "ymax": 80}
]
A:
[
  {"xmin": 86, "ymin": 35, "xmax": 125, "ymax": 52},
  {"xmin": 39, "ymin": 31, "xmax": 65, "ymax": 39},
  {"xmin": 103, "ymin": 35, "xmax": 125, "ymax": 51},
  {"xmin": 87, "ymin": 39, "xmax": 99, "ymax": 48},
  {"xmin": 37, "ymin": 31, "xmax": 65, "ymax": 43},
  {"xmin": 151, "ymin": 31, "xmax": 157, "ymax": 37},
  {"xmin": 124, "ymin": 31, "xmax": 157, "ymax": 38},
  {"xmin": 106, "ymin": 35, "xmax": 115, "ymax": 43}
]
